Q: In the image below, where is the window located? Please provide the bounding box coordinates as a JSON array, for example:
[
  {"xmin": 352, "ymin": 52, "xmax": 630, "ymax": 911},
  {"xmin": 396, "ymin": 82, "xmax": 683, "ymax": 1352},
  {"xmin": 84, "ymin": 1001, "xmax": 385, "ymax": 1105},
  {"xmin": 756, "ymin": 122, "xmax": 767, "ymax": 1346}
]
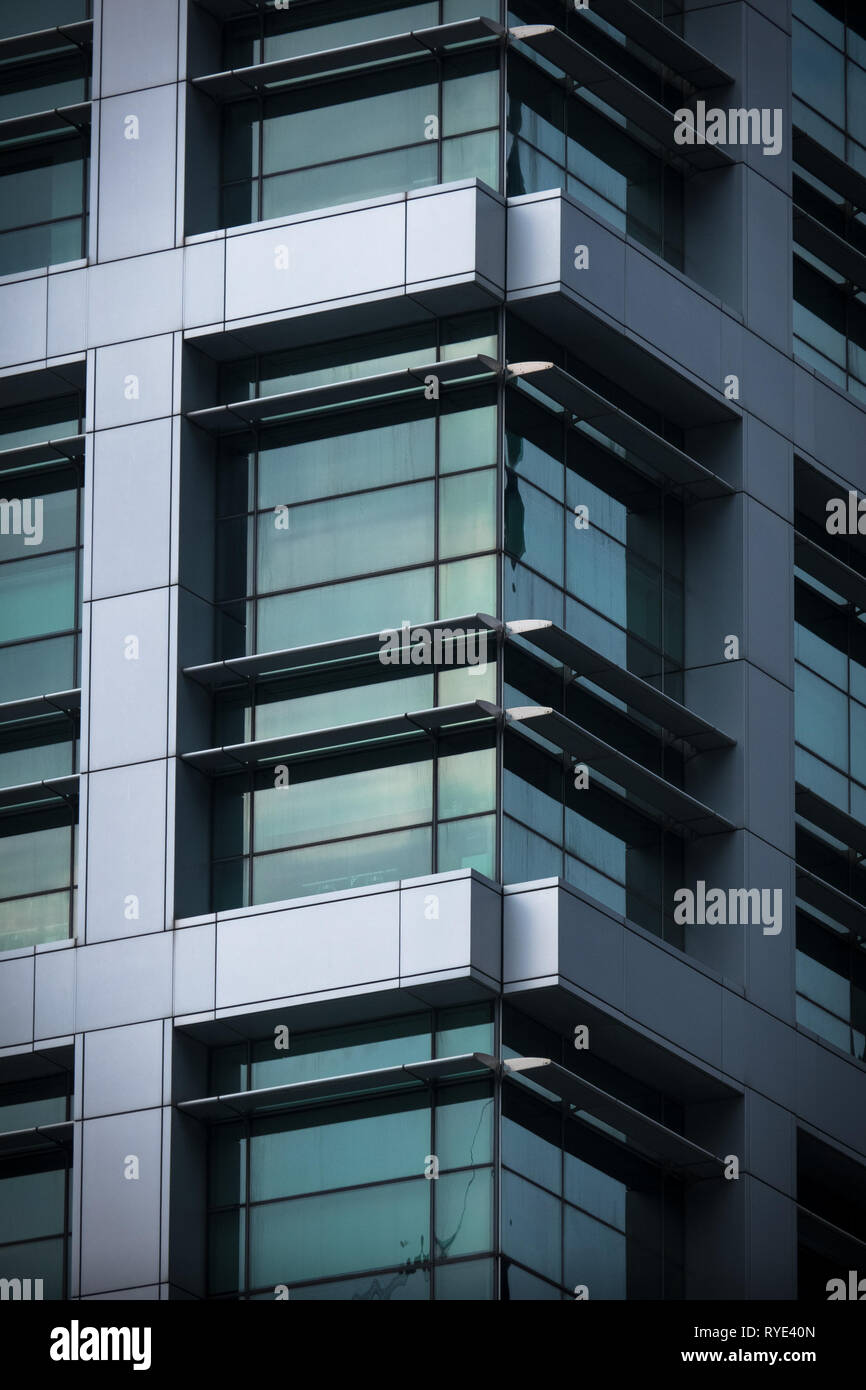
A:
[
  {"xmin": 0, "ymin": 427, "xmax": 84, "ymax": 705},
  {"xmin": 211, "ymin": 730, "xmax": 496, "ymax": 910},
  {"xmin": 793, "ymin": 0, "xmax": 866, "ymax": 399},
  {"xmin": 501, "ymin": 1007, "xmax": 684, "ymax": 1298},
  {"xmin": 213, "ymin": 317, "xmax": 499, "ymax": 658},
  {"xmin": 0, "ymin": 1070, "xmax": 72, "ymax": 1300},
  {"xmin": 220, "ymin": 50, "xmax": 500, "ymax": 228},
  {"xmin": 796, "ymin": 907, "xmax": 866, "ymax": 1059},
  {"xmin": 506, "ymin": 51, "xmax": 684, "ymax": 268},
  {"xmin": 206, "ymin": 1007, "xmax": 495, "ymax": 1300}
]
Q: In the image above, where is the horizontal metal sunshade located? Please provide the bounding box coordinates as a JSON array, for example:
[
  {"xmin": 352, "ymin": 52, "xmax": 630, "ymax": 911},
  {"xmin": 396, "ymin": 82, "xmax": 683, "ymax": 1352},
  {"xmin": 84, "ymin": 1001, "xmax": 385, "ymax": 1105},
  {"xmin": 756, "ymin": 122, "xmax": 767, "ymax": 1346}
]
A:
[
  {"xmin": 794, "ymin": 207, "xmax": 866, "ymax": 290},
  {"xmin": 0, "ymin": 20, "xmax": 92, "ymax": 63},
  {"xmin": 178, "ymin": 1053, "xmax": 497, "ymax": 1119},
  {"xmin": 796, "ymin": 783, "xmax": 866, "ymax": 859},
  {"xmin": 504, "ymin": 618, "xmax": 734, "ymax": 752},
  {"xmin": 503, "ymin": 1058, "xmax": 725, "ymax": 1179},
  {"xmin": 794, "ymin": 129, "xmax": 866, "ymax": 215},
  {"xmin": 795, "ymin": 534, "xmax": 866, "ymax": 612},
  {"xmin": 0, "ymin": 1120, "xmax": 73, "ymax": 1157},
  {"xmin": 0, "ymin": 774, "xmax": 79, "ymax": 814},
  {"xmin": 796, "ymin": 868, "xmax": 866, "ymax": 939},
  {"xmin": 183, "ymin": 700, "xmax": 499, "ymax": 773},
  {"xmin": 0, "ymin": 689, "xmax": 80, "ymax": 727},
  {"xmin": 510, "ymin": 25, "xmax": 732, "ymax": 171},
  {"xmin": 184, "ymin": 615, "xmax": 498, "ymax": 691},
  {"xmin": 193, "ymin": 17, "xmax": 505, "ymax": 98},
  {"xmin": 186, "ymin": 356, "xmax": 499, "ymax": 435},
  {"xmin": 582, "ymin": 0, "xmax": 732, "ymax": 90},
  {"xmin": 0, "ymin": 435, "xmax": 85, "ymax": 473},
  {"xmin": 506, "ymin": 362, "xmax": 733, "ymax": 500},
  {"xmin": 0, "ymin": 101, "xmax": 90, "ymax": 146},
  {"xmin": 507, "ymin": 705, "xmax": 734, "ymax": 836}
]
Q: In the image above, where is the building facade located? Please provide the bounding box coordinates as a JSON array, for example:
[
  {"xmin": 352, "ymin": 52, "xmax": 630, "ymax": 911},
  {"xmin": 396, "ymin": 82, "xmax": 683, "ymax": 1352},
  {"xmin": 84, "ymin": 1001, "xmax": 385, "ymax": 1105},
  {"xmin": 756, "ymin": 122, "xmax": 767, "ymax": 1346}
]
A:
[{"xmin": 0, "ymin": 0, "xmax": 865, "ymax": 1301}]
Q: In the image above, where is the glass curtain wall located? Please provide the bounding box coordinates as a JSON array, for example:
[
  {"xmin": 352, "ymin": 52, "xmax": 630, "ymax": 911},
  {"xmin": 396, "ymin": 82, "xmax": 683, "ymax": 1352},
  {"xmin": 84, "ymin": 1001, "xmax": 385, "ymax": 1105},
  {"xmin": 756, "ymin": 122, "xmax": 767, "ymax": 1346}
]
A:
[
  {"xmin": 204, "ymin": 1004, "xmax": 685, "ymax": 1299},
  {"xmin": 0, "ymin": 1072, "xmax": 72, "ymax": 1299},
  {"xmin": 793, "ymin": 0, "xmax": 866, "ymax": 399},
  {"xmin": 0, "ymin": 1, "xmax": 91, "ymax": 276}
]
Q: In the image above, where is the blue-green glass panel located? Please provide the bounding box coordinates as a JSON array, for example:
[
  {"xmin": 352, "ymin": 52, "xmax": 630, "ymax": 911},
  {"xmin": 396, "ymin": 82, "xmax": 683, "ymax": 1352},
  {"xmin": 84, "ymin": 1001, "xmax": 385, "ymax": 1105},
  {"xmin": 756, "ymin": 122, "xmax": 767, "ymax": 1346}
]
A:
[
  {"xmin": 258, "ymin": 417, "xmax": 435, "ymax": 510},
  {"xmin": 434, "ymin": 1164, "xmax": 493, "ymax": 1260},
  {"xmin": 435, "ymin": 1003, "xmax": 493, "ymax": 1058},
  {"xmin": 251, "ymin": 1095, "xmax": 429, "ymax": 1202},
  {"xmin": 249, "ymin": 1178, "xmax": 429, "ymax": 1286},
  {"xmin": 502, "ymin": 1169, "xmax": 561, "ymax": 1284},
  {"xmin": 0, "ymin": 1237, "xmax": 64, "ymax": 1299},
  {"xmin": 436, "ymin": 1084, "xmax": 494, "ymax": 1169},
  {"xmin": 254, "ymin": 758, "xmax": 432, "ymax": 853},
  {"xmin": 435, "ymin": 1257, "xmax": 495, "ymax": 1299},
  {"xmin": 437, "ymin": 814, "xmax": 495, "ymax": 876},
  {"xmin": 256, "ymin": 565, "xmax": 435, "ymax": 650},
  {"xmin": 0, "ymin": 550, "xmax": 76, "ymax": 643},
  {"xmin": 0, "ymin": 1168, "xmax": 65, "ymax": 1242},
  {"xmin": 256, "ymin": 482, "xmax": 434, "ymax": 593},
  {"xmin": 563, "ymin": 1204, "xmax": 626, "ymax": 1299},
  {"xmin": 250, "ymin": 1013, "xmax": 431, "ymax": 1092},
  {"xmin": 252, "ymin": 825, "xmax": 432, "ymax": 904},
  {"xmin": 263, "ymin": 142, "xmax": 439, "ymax": 220}
]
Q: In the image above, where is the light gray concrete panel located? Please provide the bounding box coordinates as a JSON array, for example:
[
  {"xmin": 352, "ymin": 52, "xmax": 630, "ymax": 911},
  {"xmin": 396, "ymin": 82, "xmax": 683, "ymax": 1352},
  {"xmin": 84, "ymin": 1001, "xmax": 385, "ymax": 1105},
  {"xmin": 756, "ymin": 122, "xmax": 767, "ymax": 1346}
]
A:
[
  {"xmin": 399, "ymin": 873, "xmax": 500, "ymax": 986},
  {"xmin": 224, "ymin": 203, "xmax": 406, "ymax": 322},
  {"xmin": 88, "ymin": 253, "xmax": 183, "ymax": 346},
  {"xmin": 625, "ymin": 252, "xmax": 722, "ymax": 392},
  {"xmin": 561, "ymin": 198, "xmax": 626, "ymax": 322},
  {"xmin": 0, "ymin": 277, "xmax": 47, "ymax": 368},
  {"xmin": 47, "ymin": 268, "xmax": 88, "ymax": 359},
  {"xmin": 743, "ymin": 835, "xmax": 795, "ymax": 1023},
  {"xmin": 746, "ymin": 1178, "xmax": 797, "ymax": 1298},
  {"xmin": 76, "ymin": 933, "xmax": 173, "ymax": 1033},
  {"xmin": 87, "ymin": 589, "xmax": 170, "ymax": 768},
  {"xmin": 33, "ymin": 944, "xmax": 76, "ymax": 1041},
  {"xmin": 743, "ymin": 415, "xmax": 793, "ymax": 518},
  {"xmin": 743, "ymin": 6, "xmax": 790, "ymax": 195},
  {"xmin": 406, "ymin": 185, "xmax": 504, "ymax": 290},
  {"xmin": 91, "ymin": 419, "xmax": 172, "ymax": 598},
  {"xmin": 624, "ymin": 934, "xmax": 723, "ymax": 1069},
  {"xmin": 742, "ymin": 1003, "xmax": 797, "ymax": 1112},
  {"xmin": 97, "ymin": 91, "xmax": 179, "ymax": 262},
  {"xmin": 215, "ymin": 890, "xmax": 401, "ymax": 1010},
  {"xmin": 183, "ymin": 238, "xmax": 225, "ymax": 330},
  {"xmin": 507, "ymin": 194, "xmax": 560, "ymax": 293},
  {"xmin": 684, "ymin": 496, "xmax": 743, "ymax": 672},
  {"xmin": 809, "ymin": 1045, "xmax": 866, "ymax": 1154},
  {"xmin": 80, "ymin": 1110, "xmax": 163, "ymax": 1295},
  {"xmin": 0, "ymin": 955, "xmax": 34, "ymax": 1045},
  {"xmin": 84, "ymin": 1021, "xmax": 164, "ymax": 1117},
  {"xmin": 741, "ymin": 331, "xmax": 794, "ymax": 439},
  {"xmin": 811, "ymin": 376, "xmax": 866, "ymax": 491},
  {"xmin": 100, "ymin": 0, "xmax": 180, "ymax": 97},
  {"xmin": 173, "ymin": 922, "xmax": 216, "ymax": 1017},
  {"xmin": 744, "ymin": 172, "xmax": 791, "ymax": 351},
  {"xmin": 502, "ymin": 882, "xmax": 561, "ymax": 985},
  {"xmin": 744, "ymin": 666, "xmax": 795, "ymax": 855},
  {"xmin": 746, "ymin": 1091, "xmax": 795, "ymax": 1193},
  {"xmin": 94, "ymin": 335, "xmax": 174, "ymax": 429},
  {"xmin": 85, "ymin": 761, "xmax": 168, "ymax": 942}
]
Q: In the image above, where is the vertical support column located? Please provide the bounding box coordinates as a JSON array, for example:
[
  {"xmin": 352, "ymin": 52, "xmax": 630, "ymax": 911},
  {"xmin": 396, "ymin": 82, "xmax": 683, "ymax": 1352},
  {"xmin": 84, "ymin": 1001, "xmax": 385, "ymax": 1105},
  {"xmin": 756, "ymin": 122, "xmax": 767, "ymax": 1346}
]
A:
[
  {"xmin": 75, "ymin": 0, "xmax": 184, "ymax": 1300},
  {"xmin": 683, "ymin": 0, "xmax": 797, "ymax": 1299}
]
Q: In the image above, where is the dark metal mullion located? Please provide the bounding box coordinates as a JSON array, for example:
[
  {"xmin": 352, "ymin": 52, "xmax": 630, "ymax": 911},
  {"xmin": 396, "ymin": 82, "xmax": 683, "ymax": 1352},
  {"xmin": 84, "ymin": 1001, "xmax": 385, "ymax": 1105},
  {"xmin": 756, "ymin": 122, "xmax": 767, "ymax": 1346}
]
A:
[
  {"xmin": 493, "ymin": 994, "xmax": 502, "ymax": 1301},
  {"xmin": 210, "ymin": 806, "xmax": 497, "ymax": 868},
  {"xmin": 429, "ymin": 1074, "xmax": 437, "ymax": 1298},
  {"xmin": 495, "ymin": 305, "xmax": 506, "ymax": 885}
]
